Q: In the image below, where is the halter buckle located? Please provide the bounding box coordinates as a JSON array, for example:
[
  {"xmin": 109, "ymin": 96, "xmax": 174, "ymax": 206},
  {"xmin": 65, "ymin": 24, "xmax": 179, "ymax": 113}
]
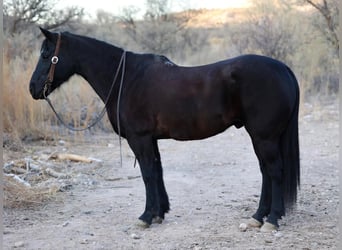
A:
[{"xmin": 51, "ymin": 56, "xmax": 59, "ymax": 64}]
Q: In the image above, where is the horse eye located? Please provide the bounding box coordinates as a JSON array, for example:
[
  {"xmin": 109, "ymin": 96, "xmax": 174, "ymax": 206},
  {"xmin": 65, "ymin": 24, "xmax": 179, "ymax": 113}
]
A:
[
  {"xmin": 40, "ymin": 45, "xmax": 50, "ymax": 59},
  {"xmin": 41, "ymin": 50, "xmax": 50, "ymax": 59}
]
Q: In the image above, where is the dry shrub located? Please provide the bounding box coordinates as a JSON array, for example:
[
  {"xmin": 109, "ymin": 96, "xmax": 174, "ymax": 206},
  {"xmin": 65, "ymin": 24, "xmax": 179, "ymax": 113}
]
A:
[{"xmin": 3, "ymin": 176, "xmax": 59, "ymax": 208}]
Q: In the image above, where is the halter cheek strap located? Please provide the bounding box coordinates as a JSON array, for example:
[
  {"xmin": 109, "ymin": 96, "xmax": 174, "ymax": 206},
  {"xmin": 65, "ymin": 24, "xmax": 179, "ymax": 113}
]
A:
[{"xmin": 44, "ymin": 33, "xmax": 62, "ymax": 97}]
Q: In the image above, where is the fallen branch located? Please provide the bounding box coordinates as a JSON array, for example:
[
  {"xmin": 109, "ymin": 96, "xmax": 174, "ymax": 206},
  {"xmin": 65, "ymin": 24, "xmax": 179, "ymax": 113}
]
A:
[
  {"xmin": 4, "ymin": 159, "xmax": 43, "ymax": 174},
  {"xmin": 5, "ymin": 174, "xmax": 31, "ymax": 187},
  {"xmin": 49, "ymin": 153, "xmax": 93, "ymax": 163},
  {"xmin": 44, "ymin": 168, "xmax": 69, "ymax": 179},
  {"xmin": 28, "ymin": 163, "xmax": 41, "ymax": 171},
  {"xmin": 4, "ymin": 165, "xmax": 26, "ymax": 175},
  {"xmin": 88, "ymin": 157, "xmax": 104, "ymax": 163},
  {"xmin": 4, "ymin": 160, "xmax": 27, "ymax": 174}
]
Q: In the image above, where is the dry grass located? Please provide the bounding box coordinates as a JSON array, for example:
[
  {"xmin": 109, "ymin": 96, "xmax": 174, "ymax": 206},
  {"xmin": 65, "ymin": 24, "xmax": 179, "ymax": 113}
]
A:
[
  {"xmin": 3, "ymin": 176, "xmax": 59, "ymax": 208},
  {"xmin": 3, "ymin": 49, "xmax": 49, "ymax": 140},
  {"xmin": 3, "ymin": 37, "xmax": 111, "ymax": 143}
]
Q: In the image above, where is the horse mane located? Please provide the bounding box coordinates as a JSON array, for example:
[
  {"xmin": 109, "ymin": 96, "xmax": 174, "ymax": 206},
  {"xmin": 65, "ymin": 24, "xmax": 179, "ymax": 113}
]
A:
[
  {"xmin": 62, "ymin": 31, "xmax": 179, "ymax": 68},
  {"xmin": 62, "ymin": 31, "xmax": 125, "ymax": 55}
]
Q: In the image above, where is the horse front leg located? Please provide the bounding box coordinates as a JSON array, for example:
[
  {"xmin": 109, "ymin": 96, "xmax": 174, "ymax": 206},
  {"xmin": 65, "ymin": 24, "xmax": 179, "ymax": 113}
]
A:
[{"xmin": 127, "ymin": 135, "xmax": 161, "ymax": 227}]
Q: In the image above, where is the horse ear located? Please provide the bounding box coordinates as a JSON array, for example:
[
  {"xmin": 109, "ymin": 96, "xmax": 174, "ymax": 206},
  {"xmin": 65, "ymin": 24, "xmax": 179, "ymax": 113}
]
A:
[{"xmin": 39, "ymin": 27, "xmax": 54, "ymax": 41}]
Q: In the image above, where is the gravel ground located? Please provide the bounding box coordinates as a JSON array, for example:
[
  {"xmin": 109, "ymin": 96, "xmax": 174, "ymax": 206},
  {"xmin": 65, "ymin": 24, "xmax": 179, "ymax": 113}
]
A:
[{"xmin": 3, "ymin": 102, "xmax": 339, "ymax": 249}]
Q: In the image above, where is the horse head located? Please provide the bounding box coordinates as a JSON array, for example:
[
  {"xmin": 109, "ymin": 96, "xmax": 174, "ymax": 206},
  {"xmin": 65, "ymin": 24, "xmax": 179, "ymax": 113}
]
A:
[{"xmin": 29, "ymin": 28, "xmax": 74, "ymax": 99}]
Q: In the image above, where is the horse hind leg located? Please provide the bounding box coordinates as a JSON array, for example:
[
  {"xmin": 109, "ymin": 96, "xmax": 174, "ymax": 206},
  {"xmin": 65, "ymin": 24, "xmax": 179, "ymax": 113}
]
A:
[
  {"xmin": 251, "ymin": 139, "xmax": 285, "ymax": 232},
  {"xmin": 152, "ymin": 140, "xmax": 170, "ymax": 223},
  {"xmin": 249, "ymin": 167, "xmax": 272, "ymax": 227}
]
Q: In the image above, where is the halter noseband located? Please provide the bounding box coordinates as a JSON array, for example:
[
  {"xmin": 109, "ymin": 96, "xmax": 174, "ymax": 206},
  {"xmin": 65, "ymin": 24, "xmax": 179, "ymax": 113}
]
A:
[{"xmin": 43, "ymin": 33, "xmax": 62, "ymax": 98}]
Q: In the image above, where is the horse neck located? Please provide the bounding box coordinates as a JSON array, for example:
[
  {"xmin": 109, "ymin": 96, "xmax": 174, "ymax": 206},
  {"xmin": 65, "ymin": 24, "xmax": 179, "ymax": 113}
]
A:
[{"xmin": 72, "ymin": 35, "xmax": 126, "ymax": 103}]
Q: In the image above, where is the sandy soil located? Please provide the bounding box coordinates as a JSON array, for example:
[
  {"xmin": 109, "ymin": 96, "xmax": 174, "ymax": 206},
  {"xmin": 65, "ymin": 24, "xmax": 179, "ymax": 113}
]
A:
[{"xmin": 3, "ymin": 103, "xmax": 339, "ymax": 250}]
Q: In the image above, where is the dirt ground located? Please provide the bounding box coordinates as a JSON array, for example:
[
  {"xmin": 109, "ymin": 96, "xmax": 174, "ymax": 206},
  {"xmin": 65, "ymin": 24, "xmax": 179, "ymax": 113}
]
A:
[{"xmin": 3, "ymin": 102, "xmax": 339, "ymax": 250}]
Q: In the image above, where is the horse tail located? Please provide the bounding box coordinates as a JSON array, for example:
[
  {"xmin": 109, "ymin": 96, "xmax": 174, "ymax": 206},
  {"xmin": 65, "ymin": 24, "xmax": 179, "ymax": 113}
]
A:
[{"xmin": 281, "ymin": 67, "xmax": 300, "ymax": 209}]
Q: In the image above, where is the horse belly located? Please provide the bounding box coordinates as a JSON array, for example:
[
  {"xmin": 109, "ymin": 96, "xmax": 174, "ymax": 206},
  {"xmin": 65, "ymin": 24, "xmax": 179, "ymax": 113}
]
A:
[{"xmin": 157, "ymin": 113, "xmax": 233, "ymax": 141}]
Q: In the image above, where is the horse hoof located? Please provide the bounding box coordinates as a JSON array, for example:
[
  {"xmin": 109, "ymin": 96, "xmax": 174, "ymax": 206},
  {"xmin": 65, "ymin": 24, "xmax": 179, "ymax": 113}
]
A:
[
  {"xmin": 152, "ymin": 216, "xmax": 163, "ymax": 224},
  {"xmin": 260, "ymin": 222, "xmax": 278, "ymax": 232},
  {"xmin": 247, "ymin": 218, "xmax": 262, "ymax": 228},
  {"xmin": 136, "ymin": 219, "xmax": 150, "ymax": 229},
  {"xmin": 239, "ymin": 223, "xmax": 248, "ymax": 232}
]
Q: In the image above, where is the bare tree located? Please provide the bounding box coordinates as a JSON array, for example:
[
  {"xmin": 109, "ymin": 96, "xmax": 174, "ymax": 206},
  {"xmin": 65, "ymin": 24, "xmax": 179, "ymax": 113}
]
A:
[
  {"xmin": 144, "ymin": 0, "xmax": 169, "ymax": 20},
  {"xmin": 120, "ymin": 0, "xmax": 190, "ymax": 55},
  {"xmin": 302, "ymin": 0, "xmax": 339, "ymax": 54},
  {"xmin": 4, "ymin": 0, "xmax": 84, "ymax": 34},
  {"xmin": 229, "ymin": 0, "xmax": 298, "ymax": 65},
  {"xmin": 120, "ymin": 5, "xmax": 141, "ymax": 40}
]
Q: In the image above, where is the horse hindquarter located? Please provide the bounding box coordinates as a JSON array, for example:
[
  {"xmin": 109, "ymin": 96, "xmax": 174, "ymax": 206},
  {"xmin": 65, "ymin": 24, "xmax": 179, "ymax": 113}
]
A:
[{"xmin": 238, "ymin": 57, "xmax": 300, "ymax": 228}]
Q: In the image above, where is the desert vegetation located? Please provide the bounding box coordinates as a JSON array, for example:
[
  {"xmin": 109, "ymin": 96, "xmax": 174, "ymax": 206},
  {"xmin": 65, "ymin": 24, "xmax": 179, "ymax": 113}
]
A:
[{"xmin": 3, "ymin": 0, "xmax": 339, "ymax": 143}]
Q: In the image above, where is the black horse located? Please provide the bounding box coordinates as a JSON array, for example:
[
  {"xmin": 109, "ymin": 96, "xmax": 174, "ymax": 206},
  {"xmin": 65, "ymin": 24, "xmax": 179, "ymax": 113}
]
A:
[{"xmin": 30, "ymin": 28, "xmax": 300, "ymax": 232}]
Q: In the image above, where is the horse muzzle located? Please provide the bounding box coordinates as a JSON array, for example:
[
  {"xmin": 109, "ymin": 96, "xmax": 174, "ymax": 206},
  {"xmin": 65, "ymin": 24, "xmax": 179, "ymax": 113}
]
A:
[{"xmin": 29, "ymin": 81, "xmax": 46, "ymax": 100}]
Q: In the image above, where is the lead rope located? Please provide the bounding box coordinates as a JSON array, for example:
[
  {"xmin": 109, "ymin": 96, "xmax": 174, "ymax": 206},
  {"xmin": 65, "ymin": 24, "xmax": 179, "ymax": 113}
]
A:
[
  {"xmin": 44, "ymin": 51, "xmax": 126, "ymax": 132},
  {"xmin": 44, "ymin": 51, "xmax": 127, "ymax": 167},
  {"xmin": 116, "ymin": 51, "xmax": 126, "ymax": 168},
  {"xmin": 44, "ymin": 97, "xmax": 107, "ymax": 132}
]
